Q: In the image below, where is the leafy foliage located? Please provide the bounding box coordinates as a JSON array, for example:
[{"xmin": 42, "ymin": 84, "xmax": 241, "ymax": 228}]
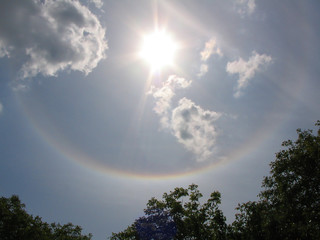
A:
[
  {"xmin": 2, "ymin": 122, "xmax": 319, "ymax": 240},
  {"xmin": 135, "ymin": 208, "xmax": 176, "ymax": 240},
  {"xmin": 110, "ymin": 184, "xmax": 227, "ymax": 240},
  {"xmin": 231, "ymin": 121, "xmax": 320, "ymax": 240},
  {"xmin": 0, "ymin": 195, "xmax": 92, "ymax": 240},
  {"xmin": 112, "ymin": 121, "xmax": 320, "ymax": 240}
]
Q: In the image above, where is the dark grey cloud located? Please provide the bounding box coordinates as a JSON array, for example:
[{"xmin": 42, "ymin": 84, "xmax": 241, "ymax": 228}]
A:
[{"xmin": 0, "ymin": 0, "xmax": 108, "ymax": 79}]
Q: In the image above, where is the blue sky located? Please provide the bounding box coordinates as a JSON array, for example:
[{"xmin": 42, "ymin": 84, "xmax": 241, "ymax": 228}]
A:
[{"xmin": 1, "ymin": 0, "xmax": 320, "ymax": 239}]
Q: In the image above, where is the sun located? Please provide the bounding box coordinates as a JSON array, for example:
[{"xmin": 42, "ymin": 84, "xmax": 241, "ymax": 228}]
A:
[{"xmin": 140, "ymin": 30, "xmax": 178, "ymax": 71}]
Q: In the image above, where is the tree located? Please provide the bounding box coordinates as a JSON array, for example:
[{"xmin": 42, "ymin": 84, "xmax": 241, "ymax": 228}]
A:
[
  {"xmin": 0, "ymin": 195, "xmax": 92, "ymax": 240},
  {"xmin": 112, "ymin": 121, "xmax": 320, "ymax": 240},
  {"xmin": 231, "ymin": 121, "xmax": 320, "ymax": 240},
  {"xmin": 134, "ymin": 208, "xmax": 177, "ymax": 240},
  {"xmin": 110, "ymin": 184, "xmax": 227, "ymax": 240},
  {"xmin": 229, "ymin": 201, "xmax": 266, "ymax": 240}
]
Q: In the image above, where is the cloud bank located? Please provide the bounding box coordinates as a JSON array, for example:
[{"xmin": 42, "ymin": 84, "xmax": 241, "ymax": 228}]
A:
[
  {"xmin": 198, "ymin": 38, "xmax": 222, "ymax": 77},
  {"xmin": 0, "ymin": 0, "xmax": 108, "ymax": 79},
  {"xmin": 226, "ymin": 51, "xmax": 272, "ymax": 97},
  {"xmin": 150, "ymin": 75, "xmax": 221, "ymax": 161}
]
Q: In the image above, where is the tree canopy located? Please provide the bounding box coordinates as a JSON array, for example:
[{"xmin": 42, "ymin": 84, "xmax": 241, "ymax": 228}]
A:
[
  {"xmin": 0, "ymin": 195, "xmax": 92, "ymax": 240},
  {"xmin": 110, "ymin": 184, "xmax": 227, "ymax": 240},
  {"xmin": 111, "ymin": 121, "xmax": 320, "ymax": 240},
  {"xmin": 1, "ymin": 121, "xmax": 319, "ymax": 239},
  {"xmin": 230, "ymin": 120, "xmax": 320, "ymax": 240}
]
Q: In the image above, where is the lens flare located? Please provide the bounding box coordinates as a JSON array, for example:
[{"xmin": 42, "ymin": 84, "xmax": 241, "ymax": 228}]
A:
[{"xmin": 140, "ymin": 30, "xmax": 178, "ymax": 71}]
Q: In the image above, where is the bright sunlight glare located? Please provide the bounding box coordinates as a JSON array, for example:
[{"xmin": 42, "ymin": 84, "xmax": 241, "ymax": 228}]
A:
[{"xmin": 140, "ymin": 30, "xmax": 178, "ymax": 71}]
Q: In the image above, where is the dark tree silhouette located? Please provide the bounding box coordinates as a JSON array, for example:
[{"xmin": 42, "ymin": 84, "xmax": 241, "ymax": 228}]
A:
[
  {"xmin": 231, "ymin": 121, "xmax": 320, "ymax": 240},
  {"xmin": 111, "ymin": 121, "xmax": 320, "ymax": 240},
  {"xmin": 2, "ymin": 122, "xmax": 319, "ymax": 240},
  {"xmin": 0, "ymin": 195, "xmax": 92, "ymax": 240},
  {"xmin": 135, "ymin": 208, "xmax": 176, "ymax": 240},
  {"xmin": 110, "ymin": 184, "xmax": 227, "ymax": 240}
]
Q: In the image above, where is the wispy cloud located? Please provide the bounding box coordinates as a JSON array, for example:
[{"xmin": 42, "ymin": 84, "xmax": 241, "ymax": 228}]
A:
[
  {"xmin": 0, "ymin": 0, "xmax": 108, "ymax": 79},
  {"xmin": 89, "ymin": 0, "xmax": 103, "ymax": 9},
  {"xmin": 149, "ymin": 75, "xmax": 221, "ymax": 161},
  {"xmin": 235, "ymin": 0, "xmax": 256, "ymax": 16},
  {"xmin": 200, "ymin": 38, "xmax": 223, "ymax": 62},
  {"xmin": 149, "ymin": 75, "xmax": 192, "ymax": 128},
  {"xmin": 198, "ymin": 38, "xmax": 222, "ymax": 77},
  {"xmin": 171, "ymin": 98, "xmax": 221, "ymax": 162},
  {"xmin": 226, "ymin": 51, "xmax": 272, "ymax": 97},
  {"xmin": 198, "ymin": 64, "xmax": 209, "ymax": 77}
]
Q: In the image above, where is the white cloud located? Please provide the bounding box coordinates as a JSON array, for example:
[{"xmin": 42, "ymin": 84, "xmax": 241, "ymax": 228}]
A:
[
  {"xmin": 235, "ymin": 0, "xmax": 256, "ymax": 16},
  {"xmin": 0, "ymin": 40, "xmax": 10, "ymax": 58},
  {"xmin": 149, "ymin": 75, "xmax": 221, "ymax": 161},
  {"xmin": 89, "ymin": 0, "xmax": 103, "ymax": 9},
  {"xmin": 149, "ymin": 75, "xmax": 192, "ymax": 128},
  {"xmin": 226, "ymin": 51, "xmax": 272, "ymax": 97},
  {"xmin": 198, "ymin": 38, "xmax": 222, "ymax": 77},
  {"xmin": 200, "ymin": 38, "xmax": 223, "ymax": 62},
  {"xmin": 0, "ymin": 0, "xmax": 108, "ymax": 79},
  {"xmin": 171, "ymin": 98, "xmax": 221, "ymax": 162},
  {"xmin": 198, "ymin": 64, "xmax": 209, "ymax": 77},
  {"xmin": 0, "ymin": 102, "xmax": 3, "ymax": 114}
]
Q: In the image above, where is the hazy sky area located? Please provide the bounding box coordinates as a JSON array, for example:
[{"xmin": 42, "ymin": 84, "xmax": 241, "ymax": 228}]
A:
[{"xmin": 1, "ymin": 0, "xmax": 320, "ymax": 239}]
